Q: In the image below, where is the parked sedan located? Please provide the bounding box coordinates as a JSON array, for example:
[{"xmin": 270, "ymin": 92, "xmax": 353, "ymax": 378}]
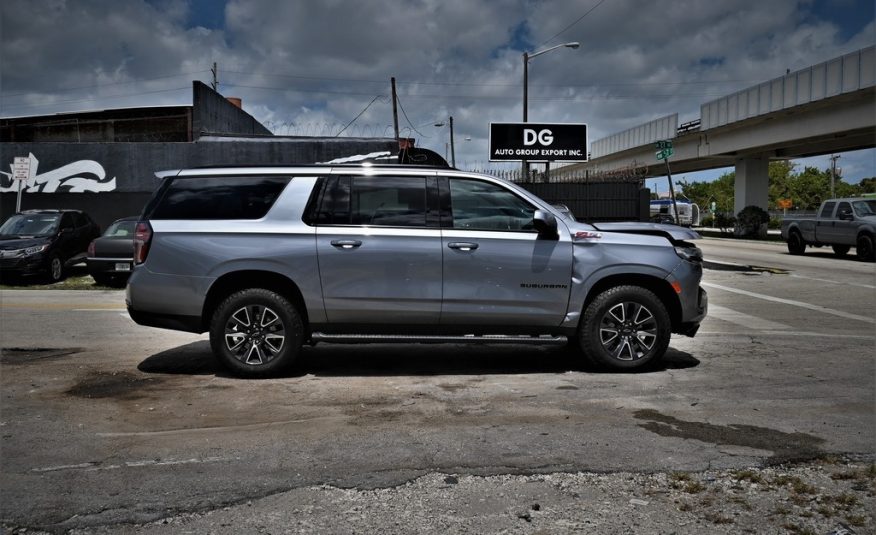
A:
[
  {"xmin": 87, "ymin": 216, "xmax": 138, "ymax": 286},
  {"xmin": 0, "ymin": 209, "xmax": 100, "ymax": 282}
]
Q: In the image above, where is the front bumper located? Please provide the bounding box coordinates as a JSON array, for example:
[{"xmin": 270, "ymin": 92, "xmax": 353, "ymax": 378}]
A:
[{"xmin": 0, "ymin": 255, "xmax": 49, "ymax": 277}]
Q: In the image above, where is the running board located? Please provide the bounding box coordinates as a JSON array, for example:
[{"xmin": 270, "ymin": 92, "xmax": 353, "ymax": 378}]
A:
[{"xmin": 309, "ymin": 333, "xmax": 568, "ymax": 346}]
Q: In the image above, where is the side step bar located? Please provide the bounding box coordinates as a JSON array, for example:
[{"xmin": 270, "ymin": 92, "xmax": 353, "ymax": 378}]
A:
[{"xmin": 309, "ymin": 333, "xmax": 568, "ymax": 346}]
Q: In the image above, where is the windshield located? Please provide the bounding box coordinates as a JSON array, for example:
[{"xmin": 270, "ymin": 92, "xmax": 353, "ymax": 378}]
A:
[
  {"xmin": 103, "ymin": 220, "xmax": 137, "ymax": 237},
  {"xmin": 852, "ymin": 200, "xmax": 876, "ymax": 217},
  {"xmin": 0, "ymin": 214, "xmax": 60, "ymax": 237}
]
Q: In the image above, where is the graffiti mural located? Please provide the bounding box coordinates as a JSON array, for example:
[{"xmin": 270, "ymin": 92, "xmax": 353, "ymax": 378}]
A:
[{"xmin": 1, "ymin": 154, "xmax": 117, "ymax": 193}]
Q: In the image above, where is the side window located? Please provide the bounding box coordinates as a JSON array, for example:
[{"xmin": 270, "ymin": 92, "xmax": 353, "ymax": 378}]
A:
[
  {"xmin": 820, "ymin": 202, "xmax": 836, "ymax": 219},
  {"xmin": 316, "ymin": 176, "xmax": 427, "ymax": 228},
  {"xmin": 150, "ymin": 176, "xmax": 291, "ymax": 220},
  {"xmin": 60, "ymin": 213, "xmax": 75, "ymax": 230},
  {"xmin": 448, "ymin": 178, "xmax": 536, "ymax": 232},
  {"xmin": 351, "ymin": 176, "xmax": 426, "ymax": 227},
  {"xmin": 836, "ymin": 202, "xmax": 851, "ymax": 217},
  {"xmin": 71, "ymin": 213, "xmax": 87, "ymax": 228}
]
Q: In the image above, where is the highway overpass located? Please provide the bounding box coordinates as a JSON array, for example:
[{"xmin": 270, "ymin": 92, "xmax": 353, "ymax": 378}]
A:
[{"xmin": 556, "ymin": 46, "xmax": 875, "ymax": 213}]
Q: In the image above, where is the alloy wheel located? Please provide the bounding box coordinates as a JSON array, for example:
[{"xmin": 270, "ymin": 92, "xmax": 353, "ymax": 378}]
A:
[
  {"xmin": 598, "ymin": 301, "xmax": 658, "ymax": 361},
  {"xmin": 224, "ymin": 304, "xmax": 286, "ymax": 366}
]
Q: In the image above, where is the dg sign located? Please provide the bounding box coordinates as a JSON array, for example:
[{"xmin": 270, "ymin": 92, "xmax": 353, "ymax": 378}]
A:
[{"xmin": 489, "ymin": 122, "xmax": 588, "ymax": 162}]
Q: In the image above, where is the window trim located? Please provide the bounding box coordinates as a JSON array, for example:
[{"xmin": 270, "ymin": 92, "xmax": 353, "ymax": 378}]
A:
[{"xmin": 311, "ymin": 174, "xmax": 439, "ymax": 229}]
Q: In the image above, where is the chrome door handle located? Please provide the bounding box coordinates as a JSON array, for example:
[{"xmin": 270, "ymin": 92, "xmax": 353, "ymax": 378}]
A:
[
  {"xmin": 448, "ymin": 242, "xmax": 478, "ymax": 251},
  {"xmin": 330, "ymin": 239, "xmax": 362, "ymax": 249}
]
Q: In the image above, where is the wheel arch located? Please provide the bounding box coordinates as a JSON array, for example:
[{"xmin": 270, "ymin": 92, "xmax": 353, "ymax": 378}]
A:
[
  {"xmin": 583, "ymin": 274, "xmax": 681, "ymax": 331},
  {"xmin": 202, "ymin": 270, "xmax": 309, "ymax": 333}
]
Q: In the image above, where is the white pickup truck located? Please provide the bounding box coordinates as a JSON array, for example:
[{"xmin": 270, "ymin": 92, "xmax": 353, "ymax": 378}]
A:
[{"xmin": 781, "ymin": 197, "xmax": 876, "ymax": 261}]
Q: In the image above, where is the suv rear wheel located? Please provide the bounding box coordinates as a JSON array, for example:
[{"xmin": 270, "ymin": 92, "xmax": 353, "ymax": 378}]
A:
[
  {"xmin": 209, "ymin": 288, "xmax": 303, "ymax": 377},
  {"xmin": 579, "ymin": 285, "xmax": 671, "ymax": 370}
]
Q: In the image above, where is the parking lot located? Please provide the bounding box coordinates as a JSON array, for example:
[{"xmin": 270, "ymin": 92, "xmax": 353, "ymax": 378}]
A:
[{"xmin": 1, "ymin": 237, "xmax": 874, "ymax": 533}]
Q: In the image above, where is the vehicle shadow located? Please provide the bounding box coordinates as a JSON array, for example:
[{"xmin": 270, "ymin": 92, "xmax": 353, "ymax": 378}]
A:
[{"xmin": 137, "ymin": 341, "xmax": 700, "ymax": 378}]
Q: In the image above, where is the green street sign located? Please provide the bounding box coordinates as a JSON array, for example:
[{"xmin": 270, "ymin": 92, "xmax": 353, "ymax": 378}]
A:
[
  {"xmin": 655, "ymin": 140, "xmax": 673, "ymax": 150},
  {"xmin": 656, "ymin": 147, "xmax": 674, "ymax": 160}
]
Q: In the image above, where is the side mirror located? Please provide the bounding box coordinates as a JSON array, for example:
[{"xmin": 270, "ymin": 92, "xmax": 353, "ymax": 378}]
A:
[
  {"xmin": 533, "ymin": 210, "xmax": 558, "ymax": 239},
  {"xmin": 838, "ymin": 209, "xmax": 853, "ymax": 221}
]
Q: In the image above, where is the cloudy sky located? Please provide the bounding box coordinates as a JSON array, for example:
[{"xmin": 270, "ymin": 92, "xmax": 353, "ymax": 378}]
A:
[{"xmin": 1, "ymin": 0, "xmax": 874, "ymax": 185}]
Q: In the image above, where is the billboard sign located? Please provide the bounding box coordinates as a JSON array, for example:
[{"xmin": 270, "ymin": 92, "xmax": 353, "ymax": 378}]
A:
[{"xmin": 490, "ymin": 122, "xmax": 588, "ymax": 162}]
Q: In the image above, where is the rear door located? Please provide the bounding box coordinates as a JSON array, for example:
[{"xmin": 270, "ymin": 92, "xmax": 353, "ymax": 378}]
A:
[
  {"xmin": 315, "ymin": 174, "xmax": 443, "ymax": 324},
  {"xmin": 439, "ymin": 176, "xmax": 572, "ymax": 327}
]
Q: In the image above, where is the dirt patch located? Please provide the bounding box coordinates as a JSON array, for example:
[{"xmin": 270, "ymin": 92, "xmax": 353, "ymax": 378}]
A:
[
  {"xmin": 0, "ymin": 347, "xmax": 82, "ymax": 365},
  {"xmin": 66, "ymin": 371, "xmax": 163, "ymax": 400},
  {"xmin": 634, "ymin": 409, "xmax": 825, "ymax": 462}
]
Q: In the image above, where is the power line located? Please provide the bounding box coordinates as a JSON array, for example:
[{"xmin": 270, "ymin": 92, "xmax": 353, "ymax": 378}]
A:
[
  {"xmin": 394, "ymin": 93, "xmax": 425, "ymax": 138},
  {"xmin": 0, "ymin": 86, "xmax": 191, "ymax": 113},
  {"xmin": 0, "ymin": 70, "xmax": 210, "ymax": 98},
  {"xmin": 539, "ymin": 0, "xmax": 608, "ymax": 47},
  {"xmin": 335, "ymin": 95, "xmax": 386, "ymax": 137}
]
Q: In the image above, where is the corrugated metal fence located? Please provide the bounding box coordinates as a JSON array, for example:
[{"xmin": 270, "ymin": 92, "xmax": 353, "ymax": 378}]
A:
[{"xmin": 517, "ymin": 181, "xmax": 649, "ymax": 222}]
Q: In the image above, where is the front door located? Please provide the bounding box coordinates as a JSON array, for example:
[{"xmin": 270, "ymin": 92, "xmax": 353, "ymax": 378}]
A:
[{"xmin": 439, "ymin": 177, "xmax": 572, "ymax": 327}]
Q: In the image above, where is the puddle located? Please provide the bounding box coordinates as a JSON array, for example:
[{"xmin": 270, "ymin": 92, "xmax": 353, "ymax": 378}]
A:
[
  {"xmin": 66, "ymin": 371, "xmax": 162, "ymax": 400},
  {"xmin": 634, "ymin": 409, "xmax": 825, "ymax": 462}
]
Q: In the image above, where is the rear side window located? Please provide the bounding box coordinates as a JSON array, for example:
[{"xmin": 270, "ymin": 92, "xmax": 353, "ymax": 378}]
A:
[
  {"xmin": 149, "ymin": 176, "xmax": 291, "ymax": 220},
  {"xmin": 819, "ymin": 202, "xmax": 836, "ymax": 218},
  {"xmin": 315, "ymin": 176, "xmax": 428, "ymax": 227}
]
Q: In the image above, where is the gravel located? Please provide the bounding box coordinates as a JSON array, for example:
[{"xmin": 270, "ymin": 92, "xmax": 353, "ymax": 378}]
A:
[{"xmin": 16, "ymin": 458, "xmax": 868, "ymax": 534}]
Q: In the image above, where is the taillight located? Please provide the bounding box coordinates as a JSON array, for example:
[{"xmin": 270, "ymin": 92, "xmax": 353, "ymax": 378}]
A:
[
  {"xmin": 87, "ymin": 240, "xmax": 96, "ymax": 257},
  {"xmin": 133, "ymin": 221, "xmax": 152, "ymax": 265}
]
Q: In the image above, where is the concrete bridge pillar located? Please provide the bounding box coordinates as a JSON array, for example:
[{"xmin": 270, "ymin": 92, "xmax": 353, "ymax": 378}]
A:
[{"xmin": 734, "ymin": 156, "xmax": 769, "ymax": 214}]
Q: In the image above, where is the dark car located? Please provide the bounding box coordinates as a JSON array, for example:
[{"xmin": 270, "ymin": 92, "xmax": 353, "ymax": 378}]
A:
[
  {"xmin": 87, "ymin": 216, "xmax": 137, "ymax": 286},
  {"xmin": 0, "ymin": 209, "xmax": 100, "ymax": 282}
]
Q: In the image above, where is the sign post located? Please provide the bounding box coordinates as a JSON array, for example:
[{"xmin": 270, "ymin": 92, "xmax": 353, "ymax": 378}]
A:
[
  {"xmin": 12, "ymin": 156, "xmax": 32, "ymax": 213},
  {"xmin": 655, "ymin": 140, "xmax": 679, "ymax": 225}
]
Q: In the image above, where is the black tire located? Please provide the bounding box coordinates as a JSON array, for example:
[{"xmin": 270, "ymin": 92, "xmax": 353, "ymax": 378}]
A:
[
  {"xmin": 787, "ymin": 231, "xmax": 806, "ymax": 255},
  {"xmin": 47, "ymin": 255, "xmax": 64, "ymax": 283},
  {"xmin": 831, "ymin": 244, "xmax": 850, "ymax": 257},
  {"xmin": 857, "ymin": 234, "xmax": 875, "ymax": 262},
  {"xmin": 209, "ymin": 288, "xmax": 304, "ymax": 378},
  {"xmin": 579, "ymin": 286, "xmax": 671, "ymax": 370}
]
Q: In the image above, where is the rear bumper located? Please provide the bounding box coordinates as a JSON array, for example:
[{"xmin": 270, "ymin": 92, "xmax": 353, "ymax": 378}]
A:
[
  {"xmin": 127, "ymin": 306, "xmax": 204, "ymax": 334},
  {"xmin": 87, "ymin": 257, "xmax": 133, "ymax": 275}
]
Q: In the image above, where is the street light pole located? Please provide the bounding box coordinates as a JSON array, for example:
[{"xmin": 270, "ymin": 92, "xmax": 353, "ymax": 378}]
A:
[
  {"xmin": 435, "ymin": 117, "xmax": 456, "ymax": 168},
  {"xmin": 522, "ymin": 42, "xmax": 579, "ymax": 181}
]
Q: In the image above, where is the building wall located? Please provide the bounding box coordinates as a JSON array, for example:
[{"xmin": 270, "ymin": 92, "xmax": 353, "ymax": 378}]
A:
[
  {"xmin": 1, "ymin": 138, "xmax": 397, "ymax": 228},
  {"xmin": 192, "ymin": 81, "xmax": 272, "ymax": 138}
]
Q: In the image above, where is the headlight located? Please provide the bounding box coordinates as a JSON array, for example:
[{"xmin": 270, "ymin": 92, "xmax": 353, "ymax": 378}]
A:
[
  {"xmin": 22, "ymin": 244, "xmax": 50, "ymax": 256},
  {"xmin": 674, "ymin": 245, "xmax": 702, "ymax": 263}
]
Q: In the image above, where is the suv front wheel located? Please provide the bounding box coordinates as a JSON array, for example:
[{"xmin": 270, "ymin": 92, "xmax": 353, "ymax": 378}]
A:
[
  {"xmin": 579, "ymin": 285, "xmax": 671, "ymax": 370},
  {"xmin": 209, "ymin": 288, "xmax": 304, "ymax": 377}
]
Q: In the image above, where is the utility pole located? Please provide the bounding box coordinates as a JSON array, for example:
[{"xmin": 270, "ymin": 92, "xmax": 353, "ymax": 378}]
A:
[
  {"xmin": 829, "ymin": 154, "xmax": 840, "ymax": 198},
  {"xmin": 449, "ymin": 115, "xmax": 456, "ymax": 167},
  {"xmin": 391, "ymin": 77, "xmax": 400, "ymax": 142},
  {"xmin": 211, "ymin": 62, "xmax": 218, "ymax": 91}
]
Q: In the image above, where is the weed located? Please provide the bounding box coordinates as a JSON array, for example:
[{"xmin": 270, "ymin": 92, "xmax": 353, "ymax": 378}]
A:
[
  {"xmin": 781, "ymin": 523, "xmax": 817, "ymax": 535},
  {"xmin": 729, "ymin": 496, "xmax": 752, "ymax": 511},
  {"xmin": 791, "ymin": 480, "xmax": 816, "ymax": 495},
  {"xmin": 732, "ymin": 470, "xmax": 764, "ymax": 484},
  {"xmin": 684, "ymin": 481, "xmax": 706, "ymax": 494},
  {"xmin": 704, "ymin": 511, "xmax": 734, "ymax": 524},
  {"xmin": 832, "ymin": 493, "xmax": 858, "ymax": 509},
  {"xmin": 816, "ymin": 505, "xmax": 835, "ymax": 517},
  {"xmin": 789, "ymin": 493, "xmax": 811, "ymax": 506},
  {"xmin": 830, "ymin": 471, "xmax": 857, "ymax": 481},
  {"xmin": 677, "ymin": 501, "xmax": 693, "ymax": 512},
  {"xmin": 846, "ymin": 514, "xmax": 867, "ymax": 527},
  {"xmin": 773, "ymin": 504, "xmax": 791, "ymax": 516}
]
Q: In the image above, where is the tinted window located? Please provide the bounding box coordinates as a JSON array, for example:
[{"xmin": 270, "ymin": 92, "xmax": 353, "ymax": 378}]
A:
[
  {"xmin": 449, "ymin": 178, "xmax": 535, "ymax": 231},
  {"xmin": 60, "ymin": 213, "xmax": 75, "ymax": 230},
  {"xmin": 316, "ymin": 176, "xmax": 427, "ymax": 228},
  {"xmin": 836, "ymin": 202, "xmax": 851, "ymax": 217},
  {"xmin": 150, "ymin": 176, "xmax": 291, "ymax": 220},
  {"xmin": 72, "ymin": 212, "xmax": 88, "ymax": 227},
  {"xmin": 820, "ymin": 202, "xmax": 836, "ymax": 218}
]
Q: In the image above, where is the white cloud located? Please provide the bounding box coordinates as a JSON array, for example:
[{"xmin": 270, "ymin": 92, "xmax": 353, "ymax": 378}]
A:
[{"xmin": 1, "ymin": 0, "xmax": 872, "ymax": 179}]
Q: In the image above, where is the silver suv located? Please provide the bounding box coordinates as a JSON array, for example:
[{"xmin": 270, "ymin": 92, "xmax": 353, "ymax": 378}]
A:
[{"xmin": 126, "ymin": 165, "xmax": 706, "ymax": 377}]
